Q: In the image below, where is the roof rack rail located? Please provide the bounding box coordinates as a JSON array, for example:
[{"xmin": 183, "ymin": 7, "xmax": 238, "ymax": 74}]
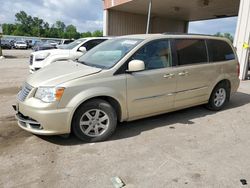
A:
[{"xmin": 163, "ymin": 32, "xmax": 216, "ymax": 37}]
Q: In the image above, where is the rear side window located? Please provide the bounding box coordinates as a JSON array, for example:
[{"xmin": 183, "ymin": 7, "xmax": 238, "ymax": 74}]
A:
[
  {"xmin": 206, "ymin": 40, "xmax": 235, "ymax": 62},
  {"xmin": 175, "ymin": 39, "xmax": 207, "ymax": 66}
]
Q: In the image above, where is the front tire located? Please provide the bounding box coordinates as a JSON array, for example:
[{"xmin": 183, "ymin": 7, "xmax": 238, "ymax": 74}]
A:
[
  {"xmin": 206, "ymin": 83, "xmax": 230, "ymax": 111},
  {"xmin": 72, "ymin": 99, "xmax": 117, "ymax": 142}
]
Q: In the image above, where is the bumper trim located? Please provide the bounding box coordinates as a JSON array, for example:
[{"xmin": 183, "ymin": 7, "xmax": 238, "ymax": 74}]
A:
[{"xmin": 15, "ymin": 113, "xmax": 40, "ymax": 125}]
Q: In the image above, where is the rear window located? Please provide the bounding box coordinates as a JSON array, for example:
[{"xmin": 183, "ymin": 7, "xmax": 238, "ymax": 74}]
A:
[
  {"xmin": 175, "ymin": 39, "xmax": 207, "ymax": 66},
  {"xmin": 206, "ymin": 40, "xmax": 235, "ymax": 62}
]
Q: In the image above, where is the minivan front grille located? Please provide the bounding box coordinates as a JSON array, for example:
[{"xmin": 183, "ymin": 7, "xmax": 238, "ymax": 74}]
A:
[
  {"xmin": 30, "ymin": 55, "xmax": 33, "ymax": 65},
  {"xmin": 17, "ymin": 83, "xmax": 33, "ymax": 102}
]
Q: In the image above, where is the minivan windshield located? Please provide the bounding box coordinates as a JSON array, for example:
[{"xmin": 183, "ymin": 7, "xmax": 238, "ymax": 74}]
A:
[
  {"xmin": 62, "ymin": 39, "xmax": 86, "ymax": 49},
  {"xmin": 78, "ymin": 38, "xmax": 143, "ymax": 69}
]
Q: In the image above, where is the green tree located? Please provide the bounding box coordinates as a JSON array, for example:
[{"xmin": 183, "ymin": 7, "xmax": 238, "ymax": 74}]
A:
[
  {"xmin": 81, "ymin": 31, "xmax": 92, "ymax": 38},
  {"xmin": 2, "ymin": 24, "xmax": 16, "ymax": 35},
  {"xmin": 55, "ymin": 21, "xmax": 66, "ymax": 31},
  {"xmin": 15, "ymin": 11, "xmax": 33, "ymax": 35},
  {"xmin": 12, "ymin": 24, "xmax": 26, "ymax": 36},
  {"xmin": 2, "ymin": 11, "xmax": 103, "ymax": 39},
  {"xmin": 55, "ymin": 21, "xmax": 66, "ymax": 38},
  {"xmin": 214, "ymin": 32, "xmax": 234, "ymax": 43},
  {"xmin": 65, "ymin": 25, "xmax": 79, "ymax": 39},
  {"xmin": 92, "ymin": 30, "xmax": 103, "ymax": 37},
  {"xmin": 31, "ymin": 17, "xmax": 44, "ymax": 37}
]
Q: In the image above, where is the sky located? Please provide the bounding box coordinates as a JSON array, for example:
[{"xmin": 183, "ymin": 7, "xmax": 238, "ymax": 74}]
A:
[
  {"xmin": 0, "ymin": 0, "xmax": 104, "ymax": 32},
  {"xmin": 189, "ymin": 17, "xmax": 238, "ymax": 36},
  {"xmin": 0, "ymin": 0, "xmax": 237, "ymax": 35}
]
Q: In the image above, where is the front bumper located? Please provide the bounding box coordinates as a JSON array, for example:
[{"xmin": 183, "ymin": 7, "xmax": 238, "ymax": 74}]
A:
[
  {"xmin": 16, "ymin": 46, "xmax": 27, "ymax": 49},
  {"xmin": 14, "ymin": 99, "xmax": 73, "ymax": 135}
]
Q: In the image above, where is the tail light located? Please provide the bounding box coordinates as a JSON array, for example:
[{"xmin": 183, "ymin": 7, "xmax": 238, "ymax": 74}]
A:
[{"xmin": 237, "ymin": 62, "xmax": 240, "ymax": 77}]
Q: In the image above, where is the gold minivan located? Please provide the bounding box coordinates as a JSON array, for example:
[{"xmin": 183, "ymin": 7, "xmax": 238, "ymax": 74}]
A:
[{"xmin": 14, "ymin": 34, "xmax": 240, "ymax": 142}]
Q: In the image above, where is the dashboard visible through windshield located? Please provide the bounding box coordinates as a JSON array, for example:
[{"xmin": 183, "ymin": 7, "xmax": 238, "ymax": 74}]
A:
[{"xmin": 78, "ymin": 38, "xmax": 143, "ymax": 69}]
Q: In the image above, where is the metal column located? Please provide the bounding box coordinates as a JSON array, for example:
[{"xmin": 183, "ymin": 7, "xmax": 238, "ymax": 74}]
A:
[
  {"xmin": 146, "ymin": 0, "xmax": 152, "ymax": 34},
  {"xmin": 234, "ymin": 0, "xmax": 250, "ymax": 80},
  {"xmin": 0, "ymin": 24, "xmax": 2, "ymax": 57},
  {"xmin": 103, "ymin": 10, "xmax": 109, "ymax": 36}
]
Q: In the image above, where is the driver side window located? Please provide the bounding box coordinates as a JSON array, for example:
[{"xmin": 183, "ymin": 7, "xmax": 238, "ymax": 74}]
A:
[{"xmin": 131, "ymin": 40, "xmax": 172, "ymax": 70}]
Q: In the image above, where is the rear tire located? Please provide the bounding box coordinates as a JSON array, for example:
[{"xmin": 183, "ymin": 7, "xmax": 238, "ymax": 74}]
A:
[
  {"xmin": 72, "ymin": 99, "xmax": 117, "ymax": 142},
  {"xmin": 206, "ymin": 83, "xmax": 230, "ymax": 111}
]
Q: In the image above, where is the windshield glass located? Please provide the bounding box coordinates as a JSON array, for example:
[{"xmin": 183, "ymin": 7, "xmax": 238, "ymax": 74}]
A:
[
  {"xmin": 61, "ymin": 39, "xmax": 86, "ymax": 49},
  {"xmin": 78, "ymin": 38, "xmax": 143, "ymax": 69}
]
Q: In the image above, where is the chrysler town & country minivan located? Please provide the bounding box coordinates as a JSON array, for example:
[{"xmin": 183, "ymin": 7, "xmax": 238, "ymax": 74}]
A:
[{"xmin": 14, "ymin": 34, "xmax": 240, "ymax": 142}]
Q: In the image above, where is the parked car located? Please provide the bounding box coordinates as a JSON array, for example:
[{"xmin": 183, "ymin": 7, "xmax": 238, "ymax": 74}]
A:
[
  {"xmin": 32, "ymin": 41, "xmax": 57, "ymax": 52},
  {"xmin": 14, "ymin": 34, "xmax": 240, "ymax": 142},
  {"xmin": 14, "ymin": 41, "xmax": 28, "ymax": 49},
  {"xmin": 25, "ymin": 40, "xmax": 33, "ymax": 48},
  {"xmin": 29, "ymin": 37, "xmax": 110, "ymax": 73},
  {"xmin": 60, "ymin": 39, "xmax": 75, "ymax": 45},
  {"xmin": 0, "ymin": 40, "xmax": 12, "ymax": 49},
  {"xmin": 57, "ymin": 39, "xmax": 75, "ymax": 48},
  {"xmin": 9, "ymin": 40, "xmax": 16, "ymax": 48},
  {"xmin": 46, "ymin": 40, "xmax": 59, "ymax": 47}
]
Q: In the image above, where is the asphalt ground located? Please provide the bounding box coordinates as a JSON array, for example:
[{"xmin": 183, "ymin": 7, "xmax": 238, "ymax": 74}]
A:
[{"xmin": 1, "ymin": 49, "xmax": 250, "ymax": 188}]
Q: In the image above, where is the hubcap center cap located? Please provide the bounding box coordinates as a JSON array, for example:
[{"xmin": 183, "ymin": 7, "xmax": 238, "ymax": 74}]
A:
[{"xmin": 92, "ymin": 120, "xmax": 98, "ymax": 124}]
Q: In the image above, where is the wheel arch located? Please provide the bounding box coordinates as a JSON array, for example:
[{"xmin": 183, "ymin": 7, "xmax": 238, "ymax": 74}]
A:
[
  {"xmin": 210, "ymin": 79, "xmax": 231, "ymax": 101},
  {"xmin": 70, "ymin": 96, "xmax": 123, "ymax": 131}
]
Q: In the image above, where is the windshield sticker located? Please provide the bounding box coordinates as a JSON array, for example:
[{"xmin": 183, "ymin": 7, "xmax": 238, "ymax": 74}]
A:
[{"xmin": 121, "ymin": 40, "xmax": 138, "ymax": 45}]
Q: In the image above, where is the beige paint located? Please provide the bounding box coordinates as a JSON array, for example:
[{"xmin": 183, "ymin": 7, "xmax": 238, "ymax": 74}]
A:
[
  {"xmin": 104, "ymin": 0, "xmax": 239, "ymax": 36},
  {"xmin": 15, "ymin": 34, "xmax": 240, "ymax": 136},
  {"xmin": 105, "ymin": 0, "xmax": 239, "ymax": 21},
  {"xmin": 104, "ymin": 0, "xmax": 132, "ymax": 9},
  {"xmin": 151, "ymin": 17, "xmax": 187, "ymax": 33},
  {"xmin": 107, "ymin": 10, "xmax": 187, "ymax": 35},
  {"xmin": 108, "ymin": 10, "xmax": 147, "ymax": 35}
]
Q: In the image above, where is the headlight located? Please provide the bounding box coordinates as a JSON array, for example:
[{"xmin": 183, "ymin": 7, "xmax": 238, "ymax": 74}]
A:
[
  {"xmin": 35, "ymin": 53, "xmax": 50, "ymax": 61},
  {"xmin": 35, "ymin": 87, "xmax": 65, "ymax": 103}
]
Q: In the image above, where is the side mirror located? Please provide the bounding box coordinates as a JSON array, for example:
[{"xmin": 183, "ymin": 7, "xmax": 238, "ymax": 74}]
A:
[
  {"xmin": 127, "ymin": 60, "xmax": 145, "ymax": 72},
  {"xmin": 78, "ymin": 46, "xmax": 87, "ymax": 53}
]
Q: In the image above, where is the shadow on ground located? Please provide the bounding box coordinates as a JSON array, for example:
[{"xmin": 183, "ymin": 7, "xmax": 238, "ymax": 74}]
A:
[
  {"xmin": 37, "ymin": 91, "xmax": 250, "ymax": 146},
  {"xmin": 2, "ymin": 55, "xmax": 18, "ymax": 59}
]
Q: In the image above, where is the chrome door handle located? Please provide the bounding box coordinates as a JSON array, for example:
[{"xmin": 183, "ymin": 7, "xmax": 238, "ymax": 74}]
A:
[
  {"xmin": 178, "ymin": 71, "xmax": 189, "ymax": 76},
  {"xmin": 163, "ymin": 73, "xmax": 175, "ymax": 78}
]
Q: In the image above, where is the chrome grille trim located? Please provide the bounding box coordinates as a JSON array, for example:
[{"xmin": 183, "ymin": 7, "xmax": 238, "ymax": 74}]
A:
[{"xmin": 17, "ymin": 83, "xmax": 33, "ymax": 102}]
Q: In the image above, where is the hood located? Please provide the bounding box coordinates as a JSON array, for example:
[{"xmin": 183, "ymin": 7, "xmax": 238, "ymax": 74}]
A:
[
  {"xmin": 27, "ymin": 60, "xmax": 102, "ymax": 87},
  {"xmin": 32, "ymin": 49, "xmax": 70, "ymax": 56}
]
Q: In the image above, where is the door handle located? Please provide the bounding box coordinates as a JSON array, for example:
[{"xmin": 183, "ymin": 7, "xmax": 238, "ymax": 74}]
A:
[
  {"xmin": 178, "ymin": 71, "xmax": 189, "ymax": 76},
  {"xmin": 163, "ymin": 73, "xmax": 175, "ymax": 78}
]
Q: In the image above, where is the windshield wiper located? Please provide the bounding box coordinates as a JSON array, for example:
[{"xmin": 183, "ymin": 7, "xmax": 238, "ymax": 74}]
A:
[{"xmin": 76, "ymin": 60, "xmax": 91, "ymax": 66}]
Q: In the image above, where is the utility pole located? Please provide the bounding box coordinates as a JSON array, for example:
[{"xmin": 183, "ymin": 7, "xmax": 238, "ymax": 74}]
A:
[{"xmin": 0, "ymin": 24, "xmax": 3, "ymax": 58}]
